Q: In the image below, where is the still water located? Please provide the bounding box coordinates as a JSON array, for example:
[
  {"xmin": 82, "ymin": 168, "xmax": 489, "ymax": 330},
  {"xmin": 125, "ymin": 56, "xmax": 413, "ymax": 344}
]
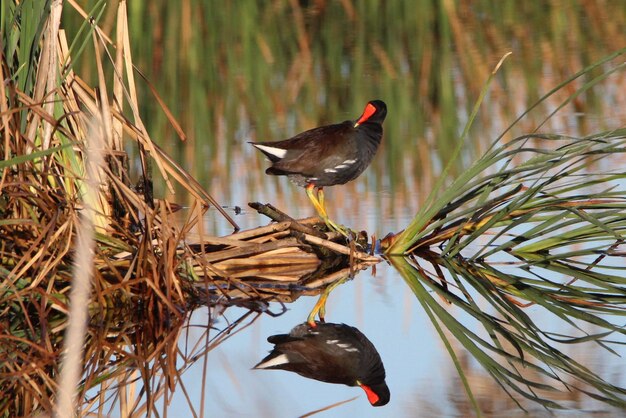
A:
[
  {"xmin": 167, "ymin": 203, "xmax": 625, "ymax": 417},
  {"xmin": 82, "ymin": 1, "xmax": 626, "ymax": 416}
]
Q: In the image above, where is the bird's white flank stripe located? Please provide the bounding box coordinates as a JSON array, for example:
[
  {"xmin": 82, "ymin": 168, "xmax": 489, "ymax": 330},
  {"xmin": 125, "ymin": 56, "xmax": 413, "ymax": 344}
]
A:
[
  {"xmin": 334, "ymin": 164, "xmax": 348, "ymax": 169},
  {"xmin": 324, "ymin": 168, "xmax": 337, "ymax": 173},
  {"xmin": 255, "ymin": 353, "xmax": 290, "ymax": 369},
  {"xmin": 342, "ymin": 159, "xmax": 357, "ymax": 164},
  {"xmin": 253, "ymin": 144, "xmax": 287, "ymax": 159},
  {"xmin": 326, "ymin": 339, "xmax": 339, "ymax": 344},
  {"xmin": 337, "ymin": 343, "xmax": 352, "ymax": 348}
]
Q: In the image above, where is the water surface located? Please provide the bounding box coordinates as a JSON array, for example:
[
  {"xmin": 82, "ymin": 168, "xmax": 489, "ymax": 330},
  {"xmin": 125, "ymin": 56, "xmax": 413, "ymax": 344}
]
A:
[{"xmin": 74, "ymin": 1, "xmax": 626, "ymax": 416}]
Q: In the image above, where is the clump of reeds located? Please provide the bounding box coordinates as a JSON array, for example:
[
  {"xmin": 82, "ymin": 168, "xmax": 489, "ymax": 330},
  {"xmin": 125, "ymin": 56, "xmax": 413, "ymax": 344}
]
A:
[
  {"xmin": 386, "ymin": 49, "xmax": 626, "ymax": 256},
  {"xmin": 1, "ymin": 3, "xmax": 380, "ymax": 416},
  {"xmin": 384, "ymin": 51, "xmax": 626, "ymax": 413},
  {"xmin": 0, "ymin": 3, "xmax": 216, "ymax": 414}
]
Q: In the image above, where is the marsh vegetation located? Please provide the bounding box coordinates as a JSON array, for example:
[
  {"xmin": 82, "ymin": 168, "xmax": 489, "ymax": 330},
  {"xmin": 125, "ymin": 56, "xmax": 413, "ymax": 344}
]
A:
[{"xmin": 2, "ymin": 1, "xmax": 626, "ymax": 417}]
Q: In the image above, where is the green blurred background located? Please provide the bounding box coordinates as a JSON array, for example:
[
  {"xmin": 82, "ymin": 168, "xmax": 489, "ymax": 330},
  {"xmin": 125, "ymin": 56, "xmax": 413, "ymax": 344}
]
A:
[{"xmin": 60, "ymin": 0, "xmax": 626, "ymax": 232}]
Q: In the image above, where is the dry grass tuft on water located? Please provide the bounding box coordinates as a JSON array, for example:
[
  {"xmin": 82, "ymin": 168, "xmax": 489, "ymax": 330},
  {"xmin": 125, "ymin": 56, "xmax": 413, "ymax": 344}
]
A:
[{"xmin": 0, "ymin": 3, "xmax": 369, "ymax": 417}]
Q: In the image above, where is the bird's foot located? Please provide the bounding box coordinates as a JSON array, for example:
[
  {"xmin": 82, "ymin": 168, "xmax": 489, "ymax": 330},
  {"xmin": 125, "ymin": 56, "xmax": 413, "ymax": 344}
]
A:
[
  {"xmin": 323, "ymin": 218, "xmax": 357, "ymax": 239},
  {"xmin": 324, "ymin": 221, "xmax": 370, "ymax": 251}
]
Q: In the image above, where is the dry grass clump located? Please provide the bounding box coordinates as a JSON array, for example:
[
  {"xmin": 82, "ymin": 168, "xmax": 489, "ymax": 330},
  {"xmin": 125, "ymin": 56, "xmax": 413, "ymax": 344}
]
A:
[{"xmin": 1, "ymin": 3, "xmax": 366, "ymax": 416}]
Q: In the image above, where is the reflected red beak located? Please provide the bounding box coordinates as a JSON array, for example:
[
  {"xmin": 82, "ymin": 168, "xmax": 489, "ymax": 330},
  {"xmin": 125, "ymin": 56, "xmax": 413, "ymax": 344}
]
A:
[{"xmin": 359, "ymin": 383, "xmax": 380, "ymax": 406}]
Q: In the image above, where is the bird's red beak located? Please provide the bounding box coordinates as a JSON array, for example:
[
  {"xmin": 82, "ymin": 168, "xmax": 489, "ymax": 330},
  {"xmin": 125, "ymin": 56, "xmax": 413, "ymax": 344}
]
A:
[{"xmin": 354, "ymin": 103, "xmax": 377, "ymax": 127}]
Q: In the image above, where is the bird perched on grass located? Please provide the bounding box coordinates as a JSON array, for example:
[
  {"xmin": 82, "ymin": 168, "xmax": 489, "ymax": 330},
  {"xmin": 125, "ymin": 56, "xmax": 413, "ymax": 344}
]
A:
[{"xmin": 250, "ymin": 100, "xmax": 387, "ymax": 236}]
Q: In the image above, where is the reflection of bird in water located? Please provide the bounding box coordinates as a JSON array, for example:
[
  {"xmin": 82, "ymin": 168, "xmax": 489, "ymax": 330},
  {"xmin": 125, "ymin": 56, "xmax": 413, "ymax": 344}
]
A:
[{"xmin": 254, "ymin": 322, "xmax": 390, "ymax": 406}]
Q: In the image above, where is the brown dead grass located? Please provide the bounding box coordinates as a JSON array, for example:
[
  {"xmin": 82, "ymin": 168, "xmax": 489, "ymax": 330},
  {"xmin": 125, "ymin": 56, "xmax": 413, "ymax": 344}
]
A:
[{"xmin": 0, "ymin": 3, "xmax": 372, "ymax": 416}]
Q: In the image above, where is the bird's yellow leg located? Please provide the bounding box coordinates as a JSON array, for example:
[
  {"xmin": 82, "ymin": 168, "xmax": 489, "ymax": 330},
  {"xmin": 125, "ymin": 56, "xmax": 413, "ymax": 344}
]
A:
[
  {"xmin": 305, "ymin": 184, "xmax": 327, "ymax": 218},
  {"xmin": 316, "ymin": 187, "xmax": 351, "ymax": 237},
  {"xmin": 317, "ymin": 187, "xmax": 326, "ymax": 215},
  {"xmin": 306, "ymin": 185, "xmax": 341, "ymax": 233},
  {"xmin": 306, "ymin": 184, "xmax": 353, "ymax": 237},
  {"xmin": 307, "ymin": 277, "xmax": 348, "ymax": 327}
]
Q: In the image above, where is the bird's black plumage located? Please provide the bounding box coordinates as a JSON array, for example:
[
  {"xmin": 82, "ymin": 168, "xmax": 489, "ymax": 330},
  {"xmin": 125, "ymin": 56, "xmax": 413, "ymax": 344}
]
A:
[
  {"xmin": 250, "ymin": 100, "xmax": 387, "ymax": 187},
  {"xmin": 254, "ymin": 322, "xmax": 390, "ymax": 406}
]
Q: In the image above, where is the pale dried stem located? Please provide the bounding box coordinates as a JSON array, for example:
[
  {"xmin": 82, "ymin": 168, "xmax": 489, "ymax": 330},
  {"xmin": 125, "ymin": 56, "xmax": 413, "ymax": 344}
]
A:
[{"xmin": 55, "ymin": 119, "xmax": 105, "ymax": 418}]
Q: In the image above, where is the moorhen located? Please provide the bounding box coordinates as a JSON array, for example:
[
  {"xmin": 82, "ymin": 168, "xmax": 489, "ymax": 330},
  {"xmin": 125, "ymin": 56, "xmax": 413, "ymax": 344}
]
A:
[
  {"xmin": 254, "ymin": 322, "xmax": 390, "ymax": 407},
  {"xmin": 250, "ymin": 100, "xmax": 387, "ymax": 235}
]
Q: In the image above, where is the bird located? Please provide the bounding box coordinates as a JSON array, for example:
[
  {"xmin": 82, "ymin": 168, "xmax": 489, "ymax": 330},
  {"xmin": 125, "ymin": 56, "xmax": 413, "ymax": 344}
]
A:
[
  {"xmin": 253, "ymin": 322, "xmax": 390, "ymax": 407},
  {"xmin": 250, "ymin": 100, "xmax": 387, "ymax": 235}
]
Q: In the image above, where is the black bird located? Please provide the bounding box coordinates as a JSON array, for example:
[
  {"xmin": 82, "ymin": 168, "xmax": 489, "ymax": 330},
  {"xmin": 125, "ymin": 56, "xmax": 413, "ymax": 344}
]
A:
[
  {"xmin": 254, "ymin": 322, "xmax": 390, "ymax": 407},
  {"xmin": 250, "ymin": 100, "xmax": 387, "ymax": 234}
]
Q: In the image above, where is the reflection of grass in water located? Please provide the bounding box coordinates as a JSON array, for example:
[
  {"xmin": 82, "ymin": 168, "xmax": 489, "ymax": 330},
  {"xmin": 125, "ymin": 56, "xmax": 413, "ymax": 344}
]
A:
[
  {"xmin": 61, "ymin": 1, "xmax": 626, "ymax": 192},
  {"xmin": 391, "ymin": 255, "xmax": 625, "ymax": 415}
]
